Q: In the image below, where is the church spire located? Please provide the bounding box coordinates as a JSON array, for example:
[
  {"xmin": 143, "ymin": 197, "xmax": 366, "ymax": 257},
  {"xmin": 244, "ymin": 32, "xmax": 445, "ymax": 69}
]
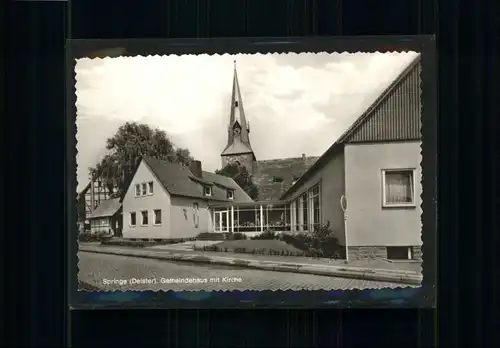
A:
[
  {"xmin": 226, "ymin": 60, "xmax": 251, "ymax": 148},
  {"xmin": 220, "ymin": 61, "xmax": 256, "ymax": 167}
]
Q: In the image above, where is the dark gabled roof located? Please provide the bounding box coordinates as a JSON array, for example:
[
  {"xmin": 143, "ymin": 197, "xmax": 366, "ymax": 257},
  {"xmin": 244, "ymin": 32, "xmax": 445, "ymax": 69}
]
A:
[
  {"xmin": 141, "ymin": 156, "xmax": 253, "ymax": 203},
  {"xmin": 280, "ymin": 55, "xmax": 422, "ymax": 199},
  {"xmin": 87, "ymin": 198, "xmax": 122, "ymax": 219},
  {"xmin": 223, "ymin": 61, "xmax": 253, "ymax": 153},
  {"xmin": 77, "ymin": 182, "xmax": 91, "ymax": 200},
  {"xmin": 254, "ymin": 156, "xmax": 319, "ymax": 201},
  {"xmin": 221, "ymin": 137, "xmax": 254, "ymax": 156},
  {"xmin": 337, "ymin": 55, "xmax": 421, "ymax": 144}
]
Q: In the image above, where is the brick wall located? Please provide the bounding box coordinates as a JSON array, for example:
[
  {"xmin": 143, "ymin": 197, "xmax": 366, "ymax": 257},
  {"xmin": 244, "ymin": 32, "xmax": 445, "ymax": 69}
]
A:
[
  {"xmin": 221, "ymin": 154, "xmax": 255, "ymax": 175},
  {"xmin": 412, "ymin": 246, "xmax": 422, "ymax": 260},
  {"xmin": 348, "ymin": 245, "xmax": 422, "ymax": 260},
  {"xmin": 348, "ymin": 246, "xmax": 387, "ymax": 260}
]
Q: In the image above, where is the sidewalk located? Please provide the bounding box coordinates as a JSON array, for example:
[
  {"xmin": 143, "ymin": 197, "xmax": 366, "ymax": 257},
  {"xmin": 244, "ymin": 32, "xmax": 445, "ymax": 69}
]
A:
[
  {"xmin": 79, "ymin": 243, "xmax": 422, "ymax": 285},
  {"xmin": 150, "ymin": 244, "xmax": 422, "ymax": 273}
]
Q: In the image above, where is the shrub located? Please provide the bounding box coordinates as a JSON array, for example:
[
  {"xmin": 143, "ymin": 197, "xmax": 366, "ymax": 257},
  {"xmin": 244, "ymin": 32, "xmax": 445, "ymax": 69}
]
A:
[
  {"xmin": 312, "ymin": 221, "xmax": 334, "ymax": 239},
  {"xmin": 97, "ymin": 231, "xmax": 113, "ymax": 242},
  {"xmin": 251, "ymin": 230, "xmax": 277, "ymax": 240},
  {"xmin": 280, "ymin": 222, "xmax": 344, "ymax": 259},
  {"xmin": 101, "ymin": 239, "xmax": 156, "ymax": 248},
  {"xmin": 280, "ymin": 233, "xmax": 313, "ymax": 251},
  {"xmin": 202, "ymin": 245, "xmax": 218, "ymax": 252},
  {"xmin": 78, "ymin": 232, "xmax": 100, "ymax": 242},
  {"xmin": 228, "ymin": 232, "xmax": 247, "ymax": 240}
]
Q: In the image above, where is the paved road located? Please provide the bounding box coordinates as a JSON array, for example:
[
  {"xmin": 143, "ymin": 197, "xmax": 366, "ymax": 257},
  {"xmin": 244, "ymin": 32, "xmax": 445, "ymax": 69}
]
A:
[{"xmin": 78, "ymin": 252, "xmax": 402, "ymax": 291}]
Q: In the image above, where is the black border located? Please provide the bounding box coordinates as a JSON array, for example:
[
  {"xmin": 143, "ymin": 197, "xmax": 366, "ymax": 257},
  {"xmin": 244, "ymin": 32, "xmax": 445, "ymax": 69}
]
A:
[{"xmin": 67, "ymin": 36, "xmax": 437, "ymax": 309}]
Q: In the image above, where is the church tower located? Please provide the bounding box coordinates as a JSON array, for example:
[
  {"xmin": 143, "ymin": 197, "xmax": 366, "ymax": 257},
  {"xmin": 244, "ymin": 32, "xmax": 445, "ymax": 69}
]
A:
[{"xmin": 220, "ymin": 61, "xmax": 256, "ymax": 174}]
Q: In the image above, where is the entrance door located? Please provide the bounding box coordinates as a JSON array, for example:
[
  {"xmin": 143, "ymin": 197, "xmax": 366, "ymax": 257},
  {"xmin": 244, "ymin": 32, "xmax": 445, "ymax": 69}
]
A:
[{"xmin": 215, "ymin": 211, "xmax": 229, "ymax": 232}]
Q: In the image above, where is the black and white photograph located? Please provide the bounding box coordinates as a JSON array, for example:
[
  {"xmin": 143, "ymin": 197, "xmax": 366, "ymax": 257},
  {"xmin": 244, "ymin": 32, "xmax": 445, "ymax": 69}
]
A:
[{"xmin": 74, "ymin": 50, "xmax": 426, "ymax": 292}]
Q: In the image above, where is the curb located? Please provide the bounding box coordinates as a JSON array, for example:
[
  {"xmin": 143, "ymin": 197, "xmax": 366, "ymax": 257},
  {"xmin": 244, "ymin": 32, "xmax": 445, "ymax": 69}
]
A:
[{"xmin": 79, "ymin": 246, "xmax": 422, "ymax": 286}]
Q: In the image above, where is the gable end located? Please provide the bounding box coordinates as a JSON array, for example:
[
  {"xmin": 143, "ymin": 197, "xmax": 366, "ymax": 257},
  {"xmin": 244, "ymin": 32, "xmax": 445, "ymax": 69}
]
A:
[{"xmin": 343, "ymin": 60, "xmax": 421, "ymax": 144}]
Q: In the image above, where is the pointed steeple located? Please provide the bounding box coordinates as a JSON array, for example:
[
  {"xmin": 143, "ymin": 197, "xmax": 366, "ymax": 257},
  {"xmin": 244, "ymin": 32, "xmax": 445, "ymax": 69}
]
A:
[{"xmin": 221, "ymin": 61, "xmax": 253, "ymax": 156}]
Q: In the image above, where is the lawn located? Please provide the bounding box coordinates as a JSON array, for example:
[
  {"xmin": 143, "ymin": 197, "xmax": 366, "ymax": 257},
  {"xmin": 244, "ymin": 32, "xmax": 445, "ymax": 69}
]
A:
[
  {"xmin": 199, "ymin": 239, "xmax": 305, "ymax": 256},
  {"xmin": 101, "ymin": 237, "xmax": 194, "ymax": 248}
]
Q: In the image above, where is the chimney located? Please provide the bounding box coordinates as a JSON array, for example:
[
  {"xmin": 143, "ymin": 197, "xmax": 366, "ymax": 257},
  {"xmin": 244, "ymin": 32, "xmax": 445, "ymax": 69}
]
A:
[
  {"xmin": 189, "ymin": 160, "xmax": 203, "ymax": 178},
  {"xmin": 302, "ymin": 153, "xmax": 306, "ymax": 161}
]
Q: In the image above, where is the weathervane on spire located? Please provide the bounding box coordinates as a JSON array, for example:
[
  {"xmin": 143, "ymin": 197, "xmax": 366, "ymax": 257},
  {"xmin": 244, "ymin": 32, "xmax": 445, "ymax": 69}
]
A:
[{"xmin": 233, "ymin": 60, "xmax": 237, "ymax": 69}]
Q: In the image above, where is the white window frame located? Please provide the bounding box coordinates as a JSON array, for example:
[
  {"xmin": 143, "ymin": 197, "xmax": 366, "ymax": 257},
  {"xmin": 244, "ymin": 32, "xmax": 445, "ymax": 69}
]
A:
[
  {"xmin": 294, "ymin": 198, "xmax": 300, "ymax": 231},
  {"xmin": 153, "ymin": 209, "xmax": 162, "ymax": 226},
  {"xmin": 301, "ymin": 192, "xmax": 309, "ymax": 232},
  {"xmin": 227, "ymin": 189, "xmax": 234, "ymax": 200},
  {"xmin": 141, "ymin": 183, "xmax": 147, "ymax": 196},
  {"xmin": 129, "ymin": 212, "xmax": 137, "ymax": 227},
  {"xmin": 203, "ymin": 185, "xmax": 212, "ymax": 197},
  {"xmin": 148, "ymin": 181, "xmax": 154, "ymax": 195},
  {"xmin": 307, "ymin": 183, "xmax": 321, "ymax": 231},
  {"xmin": 214, "ymin": 210, "xmax": 229, "ymax": 233},
  {"xmin": 135, "ymin": 184, "xmax": 141, "ymax": 197},
  {"xmin": 382, "ymin": 168, "xmax": 417, "ymax": 208},
  {"xmin": 140, "ymin": 210, "xmax": 149, "ymax": 226}
]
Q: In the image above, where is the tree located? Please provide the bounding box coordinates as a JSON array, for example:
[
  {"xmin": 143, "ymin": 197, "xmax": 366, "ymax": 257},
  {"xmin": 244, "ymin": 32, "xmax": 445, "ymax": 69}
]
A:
[
  {"xmin": 216, "ymin": 162, "xmax": 259, "ymax": 200},
  {"xmin": 89, "ymin": 122, "xmax": 194, "ymax": 198}
]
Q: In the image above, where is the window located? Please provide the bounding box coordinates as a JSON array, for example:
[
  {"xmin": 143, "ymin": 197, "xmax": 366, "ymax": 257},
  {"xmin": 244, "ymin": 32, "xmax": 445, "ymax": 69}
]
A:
[
  {"xmin": 153, "ymin": 209, "xmax": 162, "ymax": 225},
  {"xmin": 203, "ymin": 186, "xmax": 212, "ymax": 197},
  {"xmin": 301, "ymin": 193, "xmax": 308, "ymax": 231},
  {"xmin": 130, "ymin": 212, "xmax": 136, "ymax": 227},
  {"xmin": 382, "ymin": 169, "xmax": 416, "ymax": 207},
  {"xmin": 141, "ymin": 211, "xmax": 148, "ymax": 226},
  {"xmin": 135, "ymin": 182, "xmax": 153, "ymax": 197},
  {"xmin": 273, "ymin": 177, "xmax": 284, "ymax": 183},
  {"xmin": 387, "ymin": 246, "xmax": 413, "ymax": 260},
  {"xmin": 227, "ymin": 190, "xmax": 234, "ymax": 200},
  {"xmin": 294, "ymin": 198, "xmax": 300, "ymax": 230},
  {"xmin": 309, "ymin": 184, "xmax": 321, "ymax": 231},
  {"xmin": 234, "ymin": 101, "xmax": 239, "ymax": 107}
]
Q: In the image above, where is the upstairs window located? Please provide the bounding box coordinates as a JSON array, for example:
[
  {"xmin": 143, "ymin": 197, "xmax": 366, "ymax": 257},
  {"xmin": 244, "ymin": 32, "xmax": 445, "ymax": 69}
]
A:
[
  {"xmin": 135, "ymin": 181, "xmax": 154, "ymax": 197},
  {"xmin": 227, "ymin": 190, "xmax": 235, "ymax": 200},
  {"xmin": 203, "ymin": 186, "xmax": 212, "ymax": 197}
]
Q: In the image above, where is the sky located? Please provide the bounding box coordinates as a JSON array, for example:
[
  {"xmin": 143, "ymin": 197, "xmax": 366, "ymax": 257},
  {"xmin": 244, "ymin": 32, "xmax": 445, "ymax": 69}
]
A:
[{"xmin": 75, "ymin": 51, "xmax": 419, "ymax": 192}]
